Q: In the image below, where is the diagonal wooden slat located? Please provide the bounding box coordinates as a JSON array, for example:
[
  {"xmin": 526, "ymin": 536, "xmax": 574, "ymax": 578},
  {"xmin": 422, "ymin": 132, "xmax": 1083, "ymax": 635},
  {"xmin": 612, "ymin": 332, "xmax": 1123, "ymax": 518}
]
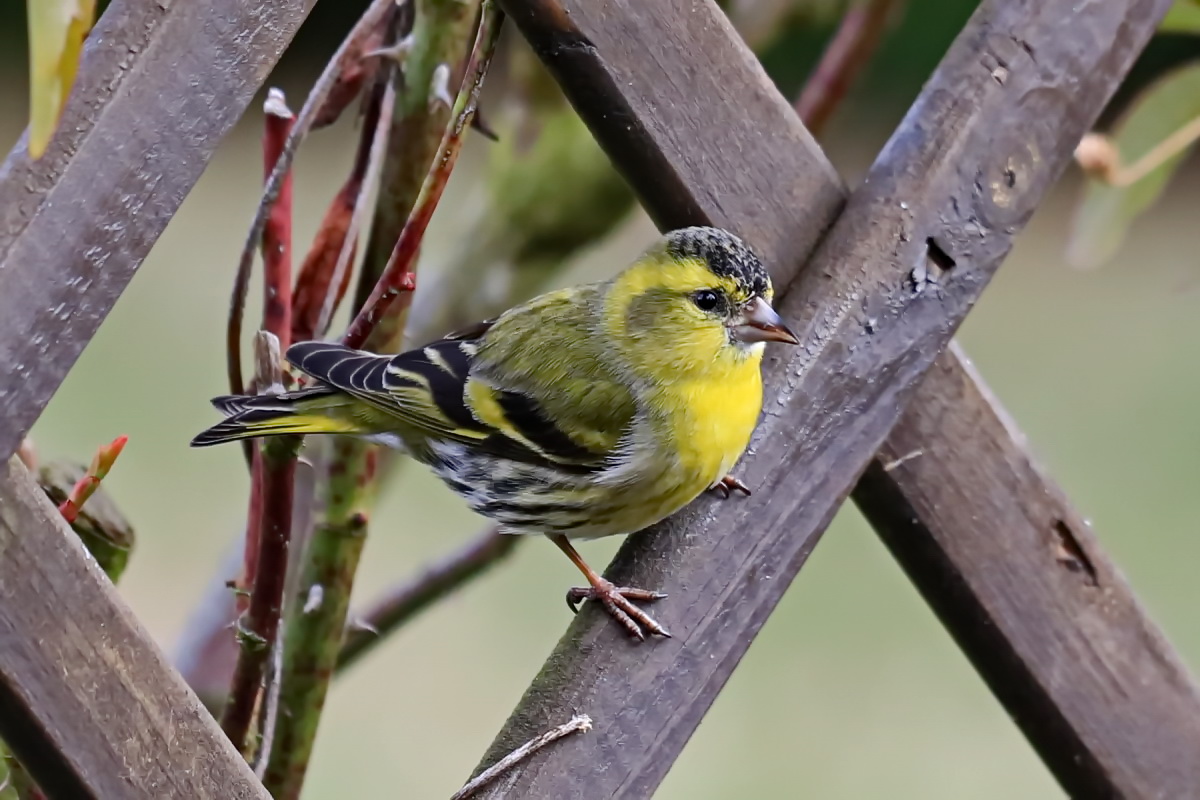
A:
[
  {"xmin": 855, "ymin": 343, "xmax": 1200, "ymax": 797},
  {"xmin": 0, "ymin": 457, "xmax": 270, "ymax": 799},
  {"xmin": 0, "ymin": 0, "xmax": 317, "ymax": 462},
  {"xmin": 471, "ymin": 0, "xmax": 1193, "ymax": 797}
]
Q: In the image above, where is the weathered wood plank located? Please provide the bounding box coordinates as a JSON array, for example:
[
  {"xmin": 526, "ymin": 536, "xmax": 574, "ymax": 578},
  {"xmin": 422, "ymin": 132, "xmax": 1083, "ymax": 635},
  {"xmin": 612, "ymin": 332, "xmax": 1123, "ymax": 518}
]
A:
[
  {"xmin": 0, "ymin": 0, "xmax": 316, "ymax": 462},
  {"xmin": 855, "ymin": 343, "xmax": 1200, "ymax": 797},
  {"xmin": 0, "ymin": 0, "xmax": 314, "ymax": 794},
  {"xmin": 0, "ymin": 457, "xmax": 269, "ymax": 799},
  {"xmin": 473, "ymin": 0, "xmax": 1180, "ymax": 796}
]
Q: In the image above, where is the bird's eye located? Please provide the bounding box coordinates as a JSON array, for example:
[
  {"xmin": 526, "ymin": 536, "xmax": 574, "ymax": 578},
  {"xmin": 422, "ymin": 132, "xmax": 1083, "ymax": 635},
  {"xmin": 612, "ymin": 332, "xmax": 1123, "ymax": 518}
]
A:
[{"xmin": 693, "ymin": 290, "xmax": 721, "ymax": 311}]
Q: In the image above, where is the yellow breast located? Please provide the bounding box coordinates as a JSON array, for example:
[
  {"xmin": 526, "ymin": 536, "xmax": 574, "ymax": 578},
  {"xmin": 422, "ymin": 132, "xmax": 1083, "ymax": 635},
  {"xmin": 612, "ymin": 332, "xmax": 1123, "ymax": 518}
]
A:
[{"xmin": 667, "ymin": 361, "xmax": 764, "ymax": 488}]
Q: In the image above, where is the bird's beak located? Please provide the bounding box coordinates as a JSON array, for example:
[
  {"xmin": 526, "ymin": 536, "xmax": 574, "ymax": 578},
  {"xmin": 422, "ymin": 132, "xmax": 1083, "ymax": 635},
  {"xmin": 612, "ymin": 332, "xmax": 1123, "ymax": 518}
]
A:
[{"xmin": 731, "ymin": 296, "xmax": 799, "ymax": 344}]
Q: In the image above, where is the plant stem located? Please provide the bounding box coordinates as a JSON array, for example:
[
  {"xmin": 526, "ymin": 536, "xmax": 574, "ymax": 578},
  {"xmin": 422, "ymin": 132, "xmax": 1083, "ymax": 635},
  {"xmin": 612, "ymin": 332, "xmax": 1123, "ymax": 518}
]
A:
[
  {"xmin": 261, "ymin": 89, "xmax": 294, "ymax": 353},
  {"xmin": 296, "ymin": 80, "xmax": 395, "ymax": 344},
  {"xmin": 227, "ymin": 0, "xmax": 397, "ymax": 403},
  {"xmin": 1108, "ymin": 114, "xmax": 1200, "ymax": 187},
  {"xmin": 262, "ymin": 4, "xmax": 500, "ymax": 798},
  {"xmin": 794, "ymin": 0, "xmax": 901, "ymax": 136},
  {"xmin": 221, "ymin": 333, "xmax": 300, "ymax": 756},
  {"xmin": 337, "ymin": 526, "xmax": 518, "ymax": 672},
  {"xmin": 343, "ymin": 0, "xmax": 505, "ymax": 350}
]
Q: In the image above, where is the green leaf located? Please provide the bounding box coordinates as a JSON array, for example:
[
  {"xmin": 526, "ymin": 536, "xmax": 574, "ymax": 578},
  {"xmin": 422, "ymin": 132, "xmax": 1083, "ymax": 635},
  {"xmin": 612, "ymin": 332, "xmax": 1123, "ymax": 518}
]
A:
[
  {"xmin": 1066, "ymin": 61, "xmax": 1200, "ymax": 269},
  {"xmin": 1161, "ymin": 0, "xmax": 1200, "ymax": 34},
  {"xmin": 27, "ymin": 0, "xmax": 96, "ymax": 159}
]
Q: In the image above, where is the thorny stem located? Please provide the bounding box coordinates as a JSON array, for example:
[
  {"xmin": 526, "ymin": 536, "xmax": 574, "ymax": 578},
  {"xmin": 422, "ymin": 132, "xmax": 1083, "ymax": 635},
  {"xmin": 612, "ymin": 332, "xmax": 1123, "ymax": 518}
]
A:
[
  {"xmin": 239, "ymin": 90, "xmax": 297, "ymax": 611},
  {"xmin": 221, "ymin": 333, "xmax": 300, "ymax": 756},
  {"xmin": 337, "ymin": 526, "xmax": 518, "ymax": 672},
  {"xmin": 794, "ymin": 0, "xmax": 901, "ymax": 136},
  {"xmin": 343, "ymin": 3, "xmax": 505, "ymax": 350}
]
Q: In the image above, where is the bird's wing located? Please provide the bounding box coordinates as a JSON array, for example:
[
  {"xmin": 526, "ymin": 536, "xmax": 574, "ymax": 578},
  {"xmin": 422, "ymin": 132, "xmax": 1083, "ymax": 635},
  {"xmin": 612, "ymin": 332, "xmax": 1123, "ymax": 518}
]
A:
[
  {"xmin": 287, "ymin": 291, "xmax": 635, "ymax": 470},
  {"xmin": 286, "ymin": 339, "xmax": 490, "ymax": 444},
  {"xmin": 465, "ymin": 285, "xmax": 638, "ymax": 468}
]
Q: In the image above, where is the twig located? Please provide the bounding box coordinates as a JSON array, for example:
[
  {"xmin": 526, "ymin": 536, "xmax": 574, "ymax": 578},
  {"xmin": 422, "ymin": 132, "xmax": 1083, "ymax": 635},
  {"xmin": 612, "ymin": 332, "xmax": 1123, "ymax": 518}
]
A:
[
  {"xmin": 292, "ymin": 71, "xmax": 395, "ymax": 344},
  {"xmin": 794, "ymin": 0, "xmax": 901, "ymax": 136},
  {"xmin": 261, "ymin": 89, "xmax": 295, "ymax": 352},
  {"xmin": 238, "ymin": 89, "xmax": 298, "ymax": 607},
  {"xmin": 226, "ymin": 0, "xmax": 397, "ymax": 401},
  {"xmin": 221, "ymin": 332, "xmax": 299, "ymax": 755},
  {"xmin": 315, "ymin": 82, "xmax": 396, "ymax": 340},
  {"xmin": 1075, "ymin": 115, "xmax": 1200, "ymax": 187},
  {"xmin": 56, "ymin": 436, "xmax": 127, "ymax": 525},
  {"xmin": 342, "ymin": 1, "xmax": 505, "ymax": 350},
  {"xmin": 253, "ymin": 634, "xmax": 286, "ymax": 779},
  {"xmin": 451, "ymin": 715, "xmax": 592, "ymax": 800},
  {"xmin": 313, "ymin": 14, "xmax": 391, "ymax": 130},
  {"xmin": 337, "ymin": 526, "xmax": 518, "ymax": 672}
]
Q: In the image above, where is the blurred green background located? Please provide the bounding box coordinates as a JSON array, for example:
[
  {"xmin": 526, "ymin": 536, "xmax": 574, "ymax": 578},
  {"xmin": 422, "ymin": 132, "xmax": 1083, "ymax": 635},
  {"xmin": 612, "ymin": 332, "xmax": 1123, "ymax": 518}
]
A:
[{"xmin": 3, "ymin": 1, "xmax": 1199, "ymax": 798}]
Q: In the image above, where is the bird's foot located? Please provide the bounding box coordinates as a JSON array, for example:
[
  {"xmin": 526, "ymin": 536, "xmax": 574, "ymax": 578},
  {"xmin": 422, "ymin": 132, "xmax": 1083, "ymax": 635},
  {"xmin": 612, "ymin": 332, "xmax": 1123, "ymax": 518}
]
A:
[
  {"xmin": 565, "ymin": 580, "xmax": 670, "ymax": 641},
  {"xmin": 708, "ymin": 474, "xmax": 751, "ymax": 498}
]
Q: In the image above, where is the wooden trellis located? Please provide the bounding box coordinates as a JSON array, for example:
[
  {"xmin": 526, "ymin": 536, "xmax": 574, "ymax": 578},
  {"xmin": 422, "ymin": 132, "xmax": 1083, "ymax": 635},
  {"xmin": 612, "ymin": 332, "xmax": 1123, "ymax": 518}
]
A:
[{"xmin": 0, "ymin": 0, "xmax": 1195, "ymax": 799}]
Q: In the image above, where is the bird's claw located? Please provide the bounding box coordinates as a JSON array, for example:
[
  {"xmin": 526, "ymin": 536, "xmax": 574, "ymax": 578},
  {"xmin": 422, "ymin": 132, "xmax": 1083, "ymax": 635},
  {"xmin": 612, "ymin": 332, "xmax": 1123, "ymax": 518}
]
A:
[
  {"xmin": 565, "ymin": 580, "xmax": 670, "ymax": 641},
  {"xmin": 709, "ymin": 474, "xmax": 751, "ymax": 499}
]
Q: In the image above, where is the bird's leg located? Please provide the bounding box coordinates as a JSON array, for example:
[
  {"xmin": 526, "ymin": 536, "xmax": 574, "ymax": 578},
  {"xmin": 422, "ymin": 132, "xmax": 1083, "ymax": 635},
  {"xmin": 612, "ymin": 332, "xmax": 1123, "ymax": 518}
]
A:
[
  {"xmin": 548, "ymin": 534, "xmax": 670, "ymax": 641},
  {"xmin": 708, "ymin": 474, "xmax": 751, "ymax": 499}
]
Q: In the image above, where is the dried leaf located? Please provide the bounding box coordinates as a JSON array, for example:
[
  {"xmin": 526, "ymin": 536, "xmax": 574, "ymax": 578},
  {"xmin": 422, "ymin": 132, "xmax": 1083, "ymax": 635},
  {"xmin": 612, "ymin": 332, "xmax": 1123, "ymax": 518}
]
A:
[
  {"xmin": 1066, "ymin": 61, "xmax": 1200, "ymax": 269},
  {"xmin": 1161, "ymin": 0, "xmax": 1200, "ymax": 34},
  {"xmin": 27, "ymin": 0, "xmax": 96, "ymax": 159}
]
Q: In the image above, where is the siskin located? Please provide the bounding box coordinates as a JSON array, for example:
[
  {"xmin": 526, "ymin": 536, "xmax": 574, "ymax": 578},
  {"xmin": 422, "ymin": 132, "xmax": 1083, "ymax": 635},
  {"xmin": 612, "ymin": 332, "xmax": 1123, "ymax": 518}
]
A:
[{"xmin": 192, "ymin": 226, "xmax": 798, "ymax": 640}]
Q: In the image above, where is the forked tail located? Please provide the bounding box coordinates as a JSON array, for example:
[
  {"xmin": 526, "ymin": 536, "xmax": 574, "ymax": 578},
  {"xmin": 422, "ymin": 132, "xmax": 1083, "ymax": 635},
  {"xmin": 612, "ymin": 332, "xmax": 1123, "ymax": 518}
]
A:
[{"xmin": 190, "ymin": 387, "xmax": 353, "ymax": 447}]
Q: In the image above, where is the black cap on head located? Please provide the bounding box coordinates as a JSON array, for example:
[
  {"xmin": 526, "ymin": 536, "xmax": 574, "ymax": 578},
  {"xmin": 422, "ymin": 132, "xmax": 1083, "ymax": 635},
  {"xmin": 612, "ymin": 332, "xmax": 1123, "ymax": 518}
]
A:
[{"xmin": 663, "ymin": 226, "xmax": 770, "ymax": 298}]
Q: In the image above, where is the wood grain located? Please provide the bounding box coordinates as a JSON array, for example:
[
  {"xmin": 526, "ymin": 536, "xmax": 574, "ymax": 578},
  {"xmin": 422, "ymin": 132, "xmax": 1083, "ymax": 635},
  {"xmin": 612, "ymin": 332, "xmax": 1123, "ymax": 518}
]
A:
[
  {"xmin": 474, "ymin": 0, "xmax": 1184, "ymax": 797},
  {"xmin": 855, "ymin": 343, "xmax": 1200, "ymax": 798},
  {"xmin": 0, "ymin": 457, "xmax": 269, "ymax": 799},
  {"xmin": 0, "ymin": 0, "xmax": 316, "ymax": 462}
]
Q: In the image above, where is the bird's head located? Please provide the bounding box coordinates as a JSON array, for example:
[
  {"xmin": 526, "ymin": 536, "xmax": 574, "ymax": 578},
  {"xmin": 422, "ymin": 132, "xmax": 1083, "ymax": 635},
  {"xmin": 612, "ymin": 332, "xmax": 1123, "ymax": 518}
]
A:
[{"xmin": 604, "ymin": 226, "xmax": 798, "ymax": 381}]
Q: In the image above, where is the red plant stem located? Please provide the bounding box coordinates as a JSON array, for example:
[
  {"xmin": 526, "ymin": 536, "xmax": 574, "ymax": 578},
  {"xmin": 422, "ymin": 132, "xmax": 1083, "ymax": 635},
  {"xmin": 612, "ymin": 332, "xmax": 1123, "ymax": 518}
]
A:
[
  {"xmin": 223, "ymin": 88, "xmax": 301, "ymax": 751},
  {"xmin": 794, "ymin": 0, "xmax": 901, "ymax": 137},
  {"xmin": 227, "ymin": 0, "xmax": 397, "ymax": 400},
  {"xmin": 262, "ymin": 89, "xmax": 295, "ymax": 352},
  {"xmin": 313, "ymin": 15, "xmax": 389, "ymax": 130},
  {"xmin": 234, "ymin": 91, "xmax": 295, "ymax": 612},
  {"xmin": 222, "ymin": 334, "xmax": 299, "ymax": 754},
  {"xmin": 222, "ymin": 444, "xmax": 296, "ymax": 753},
  {"xmin": 238, "ymin": 452, "xmax": 264, "ymax": 615},
  {"xmin": 58, "ymin": 435, "xmax": 127, "ymax": 524},
  {"xmin": 291, "ymin": 76, "xmax": 393, "ymax": 344},
  {"xmin": 342, "ymin": 5, "xmax": 504, "ymax": 350}
]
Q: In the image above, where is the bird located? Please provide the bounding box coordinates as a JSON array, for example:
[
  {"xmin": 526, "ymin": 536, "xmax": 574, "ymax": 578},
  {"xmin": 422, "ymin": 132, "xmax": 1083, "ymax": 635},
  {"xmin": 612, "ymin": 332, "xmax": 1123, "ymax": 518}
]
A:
[{"xmin": 192, "ymin": 226, "xmax": 798, "ymax": 640}]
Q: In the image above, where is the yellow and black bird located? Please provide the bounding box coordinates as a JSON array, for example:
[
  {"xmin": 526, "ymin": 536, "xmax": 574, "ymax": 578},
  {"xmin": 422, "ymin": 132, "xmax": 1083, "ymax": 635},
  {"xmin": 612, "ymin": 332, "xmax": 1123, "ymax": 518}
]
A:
[{"xmin": 192, "ymin": 226, "xmax": 798, "ymax": 639}]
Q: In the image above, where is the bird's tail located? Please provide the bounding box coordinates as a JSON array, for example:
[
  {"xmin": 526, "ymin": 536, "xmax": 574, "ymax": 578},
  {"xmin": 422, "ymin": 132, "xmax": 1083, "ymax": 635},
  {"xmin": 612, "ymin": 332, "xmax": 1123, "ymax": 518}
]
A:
[{"xmin": 190, "ymin": 386, "xmax": 360, "ymax": 447}]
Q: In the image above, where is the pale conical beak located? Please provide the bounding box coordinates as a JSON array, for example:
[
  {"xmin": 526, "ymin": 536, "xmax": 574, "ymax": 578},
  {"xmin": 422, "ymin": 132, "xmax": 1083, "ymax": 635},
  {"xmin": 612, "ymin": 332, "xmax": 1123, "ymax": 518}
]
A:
[{"xmin": 732, "ymin": 296, "xmax": 799, "ymax": 344}]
